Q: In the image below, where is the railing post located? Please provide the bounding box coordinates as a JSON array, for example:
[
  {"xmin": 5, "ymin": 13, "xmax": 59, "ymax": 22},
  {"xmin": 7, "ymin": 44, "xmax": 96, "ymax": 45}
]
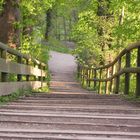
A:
[
  {"xmin": 85, "ymin": 67, "xmax": 88, "ymax": 87},
  {"xmin": 77, "ymin": 64, "xmax": 80, "ymax": 79},
  {"xmin": 94, "ymin": 69, "xmax": 97, "ymax": 90},
  {"xmin": 80, "ymin": 66, "xmax": 83, "ymax": 83},
  {"xmin": 115, "ymin": 58, "xmax": 121, "ymax": 94},
  {"xmin": 88, "ymin": 68, "xmax": 91, "ymax": 87},
  {"xmin": 17, "ymin": 56, "xmax": 22, "ymax": 81},
  {"xmin": 86, "ymin": 68, "xmax": 91, "ymax": 87},
  {"xmin": 105, "ymin": 68, "xmax": 110, "ymax": 94},
  {"xmin": 34, "ymin": 62, "xmax": 37, "ymax": 81},
  {"xmin": 0, "ymin": 49, "xmax": 1, "ymax": 81},
  {"xmin": 98, "ymin": 69, "xmax": 102, "ymax": 94},
  {"xmin": 136, "ymin": 47, "xmax": 140, "ymax": 97},
  {"xmin": 1, "ymin": 50, "xmax": 8, "ymax": 82},
  {"xmin": 82, "ymin": 67, "xmax": 85, "ymax": 86},
  {"xmin": 43, "ymin": 65, "xmax": 46, "ymax": 81},
  {"xmin": 124, "ymin": 51, "xmax": 130, "ymax": 95},
  {"xmin": 109, "ymin": 65, "xmax": 114, "ymax": 94},
  {"xmin": 40, "ymin": 63, "xmax": 43, "ymax": 87},
  {"xmin": 26, "ymin": 59, "xmax": 30, "ymax": 81}
]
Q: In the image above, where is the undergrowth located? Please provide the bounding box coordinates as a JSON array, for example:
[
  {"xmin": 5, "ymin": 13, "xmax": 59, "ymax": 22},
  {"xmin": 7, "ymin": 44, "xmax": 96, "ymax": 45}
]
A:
[
  {"xmin": 48, "ymin": 37, "xmax": 71, "ymax": 54},
  {"xmin": 0, "ymin": 88, "xmax": 32, "ymax": 105},
  {"xmin": 32, "ymin": 85, "xmax": 50, "ymax": 93},
  {"xmin": 121, "ymin": 94, "xmax": 140, "ymax": 103}
]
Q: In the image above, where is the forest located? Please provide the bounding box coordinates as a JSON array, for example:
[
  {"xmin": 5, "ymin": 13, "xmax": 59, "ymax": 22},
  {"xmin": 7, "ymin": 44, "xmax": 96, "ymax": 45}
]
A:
[{"xmin": 0, "ymin": 0, "xmax": 140, "ymax": 96}]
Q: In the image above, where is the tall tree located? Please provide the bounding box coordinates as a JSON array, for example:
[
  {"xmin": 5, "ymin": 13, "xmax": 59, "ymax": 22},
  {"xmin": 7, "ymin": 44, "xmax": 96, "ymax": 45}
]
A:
[
  {"xmin": 45, "ymin": 9, "xmax": 52, "ymax": 41},
  {"xmin": 0, "ymin": 0, "xmax": 20, "ymax": 48}
]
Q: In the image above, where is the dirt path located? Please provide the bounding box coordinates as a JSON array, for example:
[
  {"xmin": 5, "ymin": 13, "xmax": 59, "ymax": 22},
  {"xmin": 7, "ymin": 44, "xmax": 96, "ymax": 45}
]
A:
[
  {"xmin": 48, "ymin": 51, "xmax": 77, "ymax": 82},
  {"xmin": 48, "ymin": 51, "xmax": 90, "ymax": 94}
]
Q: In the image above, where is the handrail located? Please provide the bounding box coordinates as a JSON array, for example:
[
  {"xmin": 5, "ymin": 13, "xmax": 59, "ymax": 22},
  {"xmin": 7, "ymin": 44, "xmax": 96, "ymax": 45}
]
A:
[
  {"xmin": 0, "ymin": 42, "xmax": 46, "ymax": 66},
  {"xmin": 77, "ymin": 42, "xmax": 140, "ymax": 97},
  {"xmin": 91, "ymin": 67, "xmax": 140, "ymax": 82},
  {"xmin": 0, "ymin": 42, "xmax": 47, "ymax": 96},
  {"xmin": 95, "ymin": 42, "xmax": 140, "ymax": 70}
]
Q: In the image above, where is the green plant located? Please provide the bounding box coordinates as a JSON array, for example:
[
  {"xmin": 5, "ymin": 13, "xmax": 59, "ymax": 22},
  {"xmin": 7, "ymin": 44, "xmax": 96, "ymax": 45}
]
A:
[
  {"xmin": 0, "ymin": 88, "xmax": 32, "ymax": 105},
  {"xmin": 48, "ymin": 37, "xmax": 71, "ymax": 53},
  {"xmin": 121, "ymin": 94, "xmax": 140, "ymax": 104},
  {"xmin": 32, "ymin": 86, "xmax": 49, "ymax": 93}
]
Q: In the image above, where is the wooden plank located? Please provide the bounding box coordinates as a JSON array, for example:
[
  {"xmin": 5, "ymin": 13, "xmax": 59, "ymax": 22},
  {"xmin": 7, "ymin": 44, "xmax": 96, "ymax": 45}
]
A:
[
  {"xmin": 0, "ymin": 81, "xmax": 47, "ymax": 96},
  {"xmin": 114, "ymin": 58, "xmax": 121, "ymax": 94},
  {"xmin": 0, "ymin": 58, "xmax": 46, "ymax": 77},
  {"xmin": 136, "ymin": 47, "xmax": 140, "ymax": 97},
  {"xmin": 94, "ymin": 69, "xmax": 97, "ymax": 90},
  {"xmin": 95, "ymin": 42, "xmax": 140, "ymax": 70},
  {"xmin": 0, "ymin": 42, "xmax": 46, "ymax": 66},
  {"xmin": 98, "ymin": 69, "xmax": 102, "ymax": 94},
  {"xmin": 17, "ymin": 56, "xmax": 22, "ymax": 81},
  {"xmin": 124, "ymin": 51, "xmax": 131, "ymax": 95}
]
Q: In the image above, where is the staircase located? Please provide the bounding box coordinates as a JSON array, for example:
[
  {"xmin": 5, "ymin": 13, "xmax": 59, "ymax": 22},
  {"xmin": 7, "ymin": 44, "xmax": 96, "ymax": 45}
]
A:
[
  {"xmin": 0, "ymin": 51, "xmax": 140, "ymax": 139},
  {"xmin": 0, "ymin": 80, "xmax": 140, "ymax": 139}
]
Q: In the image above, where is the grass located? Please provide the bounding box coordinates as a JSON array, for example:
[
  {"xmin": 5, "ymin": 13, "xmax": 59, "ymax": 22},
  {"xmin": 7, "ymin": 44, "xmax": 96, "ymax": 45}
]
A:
[
  {"xmin": 121, "ymin": 94, "xmax": 140, "ymax": 104},
  {"xmin": 48, "ymin": 37, "xmax": 72, "ymax": 54},
  {"xmin": 32, "ymin": 85, "xmax": 50, "ymax": 93},
  {"xmin": 50, "ymin": 45, "xmax": 71, "ymax": 54},
  {"xmin": 0, "ymin": 88, "xmax": 33, "ymax": 105}
]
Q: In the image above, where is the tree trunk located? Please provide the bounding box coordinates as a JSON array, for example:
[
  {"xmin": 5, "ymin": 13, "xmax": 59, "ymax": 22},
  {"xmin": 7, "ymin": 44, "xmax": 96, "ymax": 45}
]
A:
[
  {"xmin": 0, "ymin": 0, "xmax": 20, "ymax": 48},
  {"xmin": 45, "ymin": 9, "xmax": 52, "ymax": 41},
  {"xmin": 63, "ymin": 16, "xmax": 67, "ymax": 41}
]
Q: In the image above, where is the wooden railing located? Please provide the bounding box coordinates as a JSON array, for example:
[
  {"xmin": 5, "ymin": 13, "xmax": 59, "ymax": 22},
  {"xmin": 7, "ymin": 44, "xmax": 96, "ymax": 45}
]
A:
[
  {"xmin": 0, "ymin": 42, "xmax": 47, "ymax": 96},
  {"xmin": 77, "ymin": 42, "xmax": 140, "ymax": 97}
]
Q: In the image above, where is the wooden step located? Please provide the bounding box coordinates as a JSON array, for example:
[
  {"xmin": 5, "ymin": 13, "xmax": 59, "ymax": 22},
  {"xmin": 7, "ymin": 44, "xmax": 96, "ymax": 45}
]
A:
[{"xmin": 0, "ymin": 129, "xmax": 140, "ymax": 139}]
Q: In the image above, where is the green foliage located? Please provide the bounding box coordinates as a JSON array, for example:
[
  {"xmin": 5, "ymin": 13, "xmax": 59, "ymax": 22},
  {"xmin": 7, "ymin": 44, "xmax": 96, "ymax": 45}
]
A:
[
  {"xmin": 19, "ymin": 0, "xmax": 56, "ymax": 62},
  {"xmin": 0, "ymin": 0, "xmax": 55, "ymax": 63},
  {"xmin": 69, "ymin": 0, "xmax": 140, "ymax": 66},
  {"xmin": 71, "ymin": 1, "xmax": 105, "ymax": 66},
  {"xmin": 109, "ymin": 0, "xmax": 140, "ymax": 49},
  {"xmin": 121, "ymin": 94, "xmax": 140, "ymax": 103},
  {"xmin": 48, "ymin": 37, "xmax": 71, "ymax": 53},
  {"xmin": 32, "ymin": 86, "xmax": 49, "ymax": 93},
  {"xmin": 0, "ymin": 0, "xmax": 4, "ymax": 13},
  {"xmin": 0, "ymin": 88, "xmax": 32, "ymax": 105}
]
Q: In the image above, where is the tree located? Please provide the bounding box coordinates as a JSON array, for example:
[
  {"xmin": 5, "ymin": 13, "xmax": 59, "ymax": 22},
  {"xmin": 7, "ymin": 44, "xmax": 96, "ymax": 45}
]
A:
[
  {"xmin": 45, "ymin": 9, "xmax": 52, "ymax": 40},
  {"xmin": 0, "ymin": 0, "xmax": 20, "ymax": 48}
]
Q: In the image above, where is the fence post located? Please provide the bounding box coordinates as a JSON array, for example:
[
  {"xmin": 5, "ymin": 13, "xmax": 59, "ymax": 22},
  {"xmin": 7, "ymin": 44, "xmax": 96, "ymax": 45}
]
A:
[
  {"xmin": 124, "ymin": 51, "xmax": 130, "ymax": 95},
  {"xmin": 17, "ymin": 56, "xmax": 22, "ymax": 81},
  {"xmin": 77, "ymin": 64, "xmax": 80, "ymax": 79},
  {"xmin": 115, "ymin": 58, "xmax": 121, "ymax": 94},
  {"xmin": 98, "ymin": 69, "xmax": 102, "ymax": 94},
  {"xmin": 82, "ymin": 67, "xmax": 85, "ymax": 86},
  {"xmin": 38, "ymin": 63, "xmax": 42, "ymax": 81},
  {"xmin": 86, "ymin": 68, "xmax": 91, "ymax": 87},
  {"xmin": 43, "ymin": 65, "xmax": 46, "ymax": 81},
  {"xmin": 105, "ymin": 68, "xmax": 110, "ymax": 94},
  {"xmin": 80, "ymin": 66, "xmax": 82, "ymax": 81},
  {"xmin": 0, "ymin": 49, "xmax": 1, "ymax": 81},
  {"xmin": 34, "ymin": 62, "xmax": 37, "ymax": 81},
  {"xmin": 136, "ymin": 47, "xmax": 140, "ymax": 97},
  {"xmin": 1, "ymin": 50, "xmax": 8, "ymax": 82},
  {"xmin": 94, "ymin": 69, "xmax": 97, "ymax": 90},
  {"xmin": 109, "ymin": 65, "xmax": 114, "ymax": 94},
  {"xmin": 26, "ymin": 59, "xmax": 30, "ymax": 81},
  {"xmin": 40, "ymin": 63, "xmax": 43, "ymax": 88},
  {"xmin": 88, "ymin": 68, "xmax": 91, "ymax": 87}
]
